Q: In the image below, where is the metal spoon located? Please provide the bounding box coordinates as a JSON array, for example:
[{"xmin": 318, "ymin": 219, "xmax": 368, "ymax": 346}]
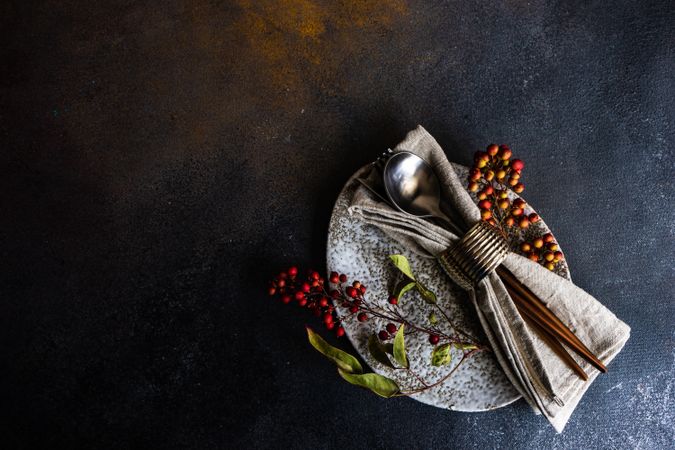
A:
[{"xmin": 382, "ymin": 151, "xmax": 464, "ymax": 235}]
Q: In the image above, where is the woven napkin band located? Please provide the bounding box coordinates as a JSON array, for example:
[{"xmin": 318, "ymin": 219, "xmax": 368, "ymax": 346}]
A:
[{"xmin": 437, "ymin": 221, "xmax": 509, "ymax": 291}]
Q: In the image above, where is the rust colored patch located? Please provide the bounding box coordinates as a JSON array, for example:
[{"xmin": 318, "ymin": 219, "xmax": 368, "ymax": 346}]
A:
[
  {"xmin": 224, "ymin": 0, "xmax": 409, "ymax": 97},
  {"xmin": 43, "ymin": 0, "xmax": 409, "ymax": 192},
  {"xmin": 165, "ymin": 0, "xmax": 409, "ymax": 150}
]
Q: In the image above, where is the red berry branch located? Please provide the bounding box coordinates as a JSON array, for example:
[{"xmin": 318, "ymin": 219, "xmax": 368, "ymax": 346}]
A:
[
  {"xmin": 467, "ymin": 144, "xmax": 563, "ymax": 271},
  {"xmin": 268, "ymin": 264, "xmax": 488, "ymax": 397},
  {"xmin": 268, "ymin": 267, "xmax": 483, "ymax": 347}
]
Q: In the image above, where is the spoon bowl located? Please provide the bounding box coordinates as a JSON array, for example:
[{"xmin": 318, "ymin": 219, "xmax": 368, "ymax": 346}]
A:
[{"xmin": 383, "ymin": 152, "xmax": 449, "ymax": 221}]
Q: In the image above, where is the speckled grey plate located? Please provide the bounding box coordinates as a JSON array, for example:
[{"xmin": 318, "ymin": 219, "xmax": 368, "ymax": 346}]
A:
[{"xmin": 326, "ymin": 163, "xmax": 570, "ymax": 412}]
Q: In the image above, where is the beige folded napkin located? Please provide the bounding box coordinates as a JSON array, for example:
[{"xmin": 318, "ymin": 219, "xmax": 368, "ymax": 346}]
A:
[{"xmin": 349, "ymin": 125, "xmax": 630, "ymax": 432}]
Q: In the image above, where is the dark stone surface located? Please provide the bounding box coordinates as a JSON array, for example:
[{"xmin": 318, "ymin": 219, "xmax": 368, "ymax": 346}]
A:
[{"xmin": 2, "ymin": 0, "xmax": 674, "ymax": 448}]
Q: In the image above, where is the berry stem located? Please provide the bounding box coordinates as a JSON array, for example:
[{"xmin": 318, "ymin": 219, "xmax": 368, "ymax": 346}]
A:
[
  {"xmin": 432, "ymin": 303, "xmax": 479, "ymax": 343},
  {"xmin": 399, "ymin": 349, "xmax": 479, "ymax": 396}
]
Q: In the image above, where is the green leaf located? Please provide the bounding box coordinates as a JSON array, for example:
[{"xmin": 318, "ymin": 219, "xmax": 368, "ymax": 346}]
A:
[
  {"xmin": 454, "ymin": 343, "xmax": 479, "ymax": 352},
  {"xmin": 389, "ymin": 254, "xmax": 416, "ymax": 280},
  {"xmin": 367, "ymin": 334, "xmax": 395, "ymax": 368},
  {"xmin": 431, "ymin": 343, "xmax": 452, "ymax": 367},
  {"xmin": 415, "ymin": 281, "xmax": 437, "ymax": 304},
  {"xmin": 393, "ymin": 279, "xmax": 417, "ymax": 301},
  {"xmin": 392, "ymin": 324, "xmax": 408, "ymax": 368},
  {"xmin": 389, "ymin": 254, "xmax": 437, "ymax": 304},
  {"xmin": 428, "ymin": 312, "xmax": 438, "ymax": 325},
  {"xmin": 337, "ymin": 369, "xmax": 400, "ymax": 398},
  {"xmin": 306, "ymin": 327, "xmax": 363, "ymax": 374}
]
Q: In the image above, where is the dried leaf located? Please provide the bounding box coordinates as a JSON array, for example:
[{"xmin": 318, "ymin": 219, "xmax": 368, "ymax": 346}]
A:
[
  {"xmin": 389, "ymin": 254, "xmax": 416, "ymax": 280},
  {"xmin": 367, "ymin": 334, "xmax": 395, "ymax": 369},
  {"xmin": 392, "ymin": 324, "xmax": 408, "ymax": 368},
  {"xmin": 306, "ymin": 327, "xmax": 363, "ymax": 374},
  {"xmin": 431, "ymin": 343, "xmax": 452, "ymax": 367},
  {"xmin": 337, "ymin": 369, "xmax": 400, "ymax": 398}
]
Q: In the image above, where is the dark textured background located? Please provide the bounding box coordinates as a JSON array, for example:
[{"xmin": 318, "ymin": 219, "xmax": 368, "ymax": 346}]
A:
[{"xmin": 2, "ymin": 0, "xmax": 674, "ymax": 448}]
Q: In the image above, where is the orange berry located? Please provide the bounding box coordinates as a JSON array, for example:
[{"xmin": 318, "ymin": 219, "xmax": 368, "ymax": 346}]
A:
[
  {"xmin": 511, "ymin": 159, "xmax": 524, "ymax": 171},
  {"xmin": 508, "ymin": 177, "xmax": 518, "ymax": 186},
  {"xmin": 543, "ymin": 233, "xmax": 554, "ymax": 243},
  {"xmin": 477, "ymin": 191, "xmax": 487, "ymax": 200},
  {"xmin": 485, "ymin": 170, "xmax": 495, "ymax": 181},
  {"xmin": 505, "ymin": 216, "xmax": 515, "ymax": 226},
  {"xmin": 521, "ymin": 242, "xmax": 531, "ymax": 252},
  {"xmin": 484, "ymin": 186, "xmax": 494, "ymax": 195},
  {"xmin": 498, "ymin": 190, "xmax": 509, "ymax": 199},
  {"xmin": 545, "ymin": 262, "xmax": 555, "ymax": 271},
  {"xmin": 518, "ymin": 218, "xmax": 530, "ymax": 229},
  {"xmin": 468, "ymin": 182, "xmax": 479, "ymax": 192},
  {"xmin": 487, "ymin": 144, "xmax": 499, "ymax": 156},
  {"xmin": 544, "ymin": 252, "xmax": 555, "ymax": 262},
  {"xmin": 498, "ymin": 199, "xmax": 509, "ymax": 209},
  {"xmin": 512, "ymin": 208, "xmax": 523, "ymax": 216},
  {"xmin": 499, "ymin": 146, "xmax": 512, "ymax": 160},
  {"xmin": 554, "ymin": 251, "xmax": 563, "ymax": 261},
  {"xmin": 533, "ymin": 238, "xmax": 544, "ymax": 248},
  {"xmin": 513, "ymin": 198, "xmax": 526, "ymax": 208},
  {"xmin": 513, "ymin": 183, "xmax": 525, "ymax": 193},
  {"xmin": 496, "ymin": 169, "xmax": 506, "ymax": 179},
  {"xmin": 510, "ymin": 171, "xmax": 521, "ymax": 180},
  {"xmin": 547, "ymin": 243, "xmax": 559, "ymax": 251},
  {"xmin": 478, "ymin": 200, "xmax": 492, "ymax": 210},
  {"xmin": 481, "ymin": 209, "xmax": 492, "ymax": 220},
  {"xmin": 528, "ymin": 213, "xmax": 540, "ymax": 223},
  {"xmin": 528, "ymin": 252, "xmax": 539, "ymax": 262}
]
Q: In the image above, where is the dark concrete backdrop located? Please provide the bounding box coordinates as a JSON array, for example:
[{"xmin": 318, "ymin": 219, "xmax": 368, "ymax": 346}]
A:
[{"xmin": 2, "ymin": 1, "xmax": 674, "ymax": 448}]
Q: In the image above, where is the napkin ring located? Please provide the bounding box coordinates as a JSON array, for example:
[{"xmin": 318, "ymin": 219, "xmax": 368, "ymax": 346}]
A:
[{"xmin": 438, "ymin": 221, "xmax": 509, "ymax": 291}]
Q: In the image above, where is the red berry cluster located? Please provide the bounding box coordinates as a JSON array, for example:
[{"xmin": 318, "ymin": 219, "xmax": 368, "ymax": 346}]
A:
[
  {"xmin": 468, "ymin": 144, "xmax": 537, "ymax": 230},
  {"xmin": 519, "ymin": 232, "xmax": 564, "ymax": 271},
  {"xmin": 268, "ymin": 266, "xmax": 346, "ymax": 337},
  {"xmin": 269, "ymin": 268, "xmax": 472, "ymax": 348},
  {"xmin": 329, "ymin": 272, "xmax": 369, "ymax": 327},
  {"xmin": 269, "ymin": 268, "xmax": 376, "ymax": 338},
  {"xmin": 378, "ymin": 323, "xmax": 398, "ymax": 341}
]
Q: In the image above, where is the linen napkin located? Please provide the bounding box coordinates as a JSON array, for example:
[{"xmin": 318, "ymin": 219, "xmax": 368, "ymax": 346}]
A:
[{"xmin": 349, "ymin": 125, "xmax": 630, "ymax": 432}]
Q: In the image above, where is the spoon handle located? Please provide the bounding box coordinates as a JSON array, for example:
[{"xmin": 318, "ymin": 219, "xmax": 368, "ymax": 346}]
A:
[{"xmin": 430, "ymin": 210, "xmax": 466, "ymax": 237}]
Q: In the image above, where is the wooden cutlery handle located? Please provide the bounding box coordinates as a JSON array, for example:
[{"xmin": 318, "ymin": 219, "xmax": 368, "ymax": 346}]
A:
[
  {"xmin": 496, "ymin": 265, "xmax": 607, "ymax": 373},
  {"xmin": 517, "ymin": 301, "xmax": 589, "ymax": 381}
]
